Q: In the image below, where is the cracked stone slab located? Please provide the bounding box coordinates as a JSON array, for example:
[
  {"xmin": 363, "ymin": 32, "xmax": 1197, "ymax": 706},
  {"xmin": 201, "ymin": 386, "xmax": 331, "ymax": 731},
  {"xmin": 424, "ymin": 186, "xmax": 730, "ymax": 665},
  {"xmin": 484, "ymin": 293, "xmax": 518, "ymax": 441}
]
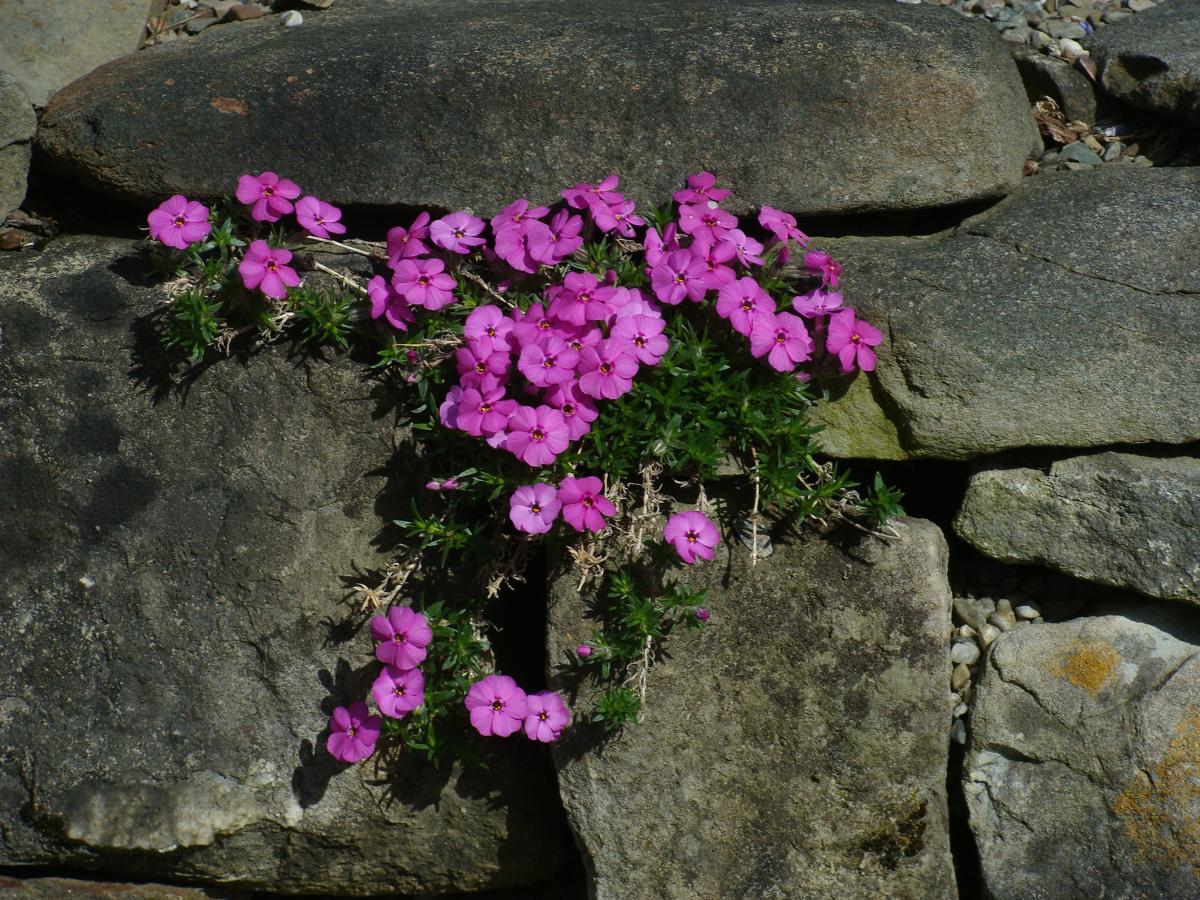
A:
[
  {"xmin": 955, "ymin": 451, "xmax": 1200, "ymax": 604},
  {"xmin": 1087, "ymin": 1, "xmax": 1200, "ymax": 126},
  {"xmin": 811, "ymin": 167, "xmax": 1200, "ymax": 459},
  {"xmin": 0, "ymin": 236, "xmax": 569, "ymax": 893},
  {"xmin": 966, "ymin": 613, "xmax": 1200, "ymax": 900},
  {"xmin": 34, "ymin": 0, "xmax": 1039, "ymax": 215},
  {"xmin": 547, "ymin": 519, "xmax": 957, "ymax": 899},
  {"xmin": 0, "ymin": 71, "xmax": 36, "ymax": 216}
]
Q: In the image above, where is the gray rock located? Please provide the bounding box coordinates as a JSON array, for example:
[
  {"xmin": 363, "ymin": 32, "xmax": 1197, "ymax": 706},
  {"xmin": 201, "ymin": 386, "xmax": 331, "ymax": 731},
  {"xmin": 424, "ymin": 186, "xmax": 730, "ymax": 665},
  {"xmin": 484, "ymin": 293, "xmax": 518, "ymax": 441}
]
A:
[
  {"xmin": 956, "ymin": 452, "xmax": 1200, "ymax": 604},
  {"xmin": 951, "ymin": 638, "xmax": 982, "ymax": 665},
  {"xmin": 1046, "ymin": 19, "xmax": 1088, "ymax": 40},
  {"xmin": 811, "ymin": 167, "xmax": 1200, "ymax": 459},
  {"xmin": 1058, "ymin": 139, "xmax": 1103, "ymax": 164},
  {"xmin": 0, "ymin": 71, "xmax": 36, "ymax": 217},
  {"xmin": 1088, "ymin": 1, "xmax": 1200, "ymax": 124},
  {"xmin": 548, "ymin": 519, "xmax": 955, "ymax": 899},
  {"xmin": 966, "ymin": 614, "xmax": 1200, "ymax": 899},
  {"xmin": 0, "ymin": 875, "xmax": 215, "ymax": 899},
  {"xmin": 0, "ymin": 0, "xmax": 149, "ymax": 108},
  {"xmin": 0, "ymin": 236, "xmax": 569, "ymax": 893},
  {"xmin": 35, "ymin": 0, "xmax": 1039, "ymax": 216},
  {"xmin": 1010, "ymin": 44, "xmax": 1099, "ymax": 121}
]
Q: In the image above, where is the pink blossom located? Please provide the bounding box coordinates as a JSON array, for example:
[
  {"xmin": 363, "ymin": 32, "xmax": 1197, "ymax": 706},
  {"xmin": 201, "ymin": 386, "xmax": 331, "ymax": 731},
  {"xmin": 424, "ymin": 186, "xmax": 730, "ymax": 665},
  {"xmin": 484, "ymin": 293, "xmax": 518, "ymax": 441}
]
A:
[
  {"xmin": 561, "ymin": 323, "xmax": 603, "ymax": 355},
  {"xmin": 372, "ymin": 666, "xmax": 425, "ymax": 719},
  {"xmin": 825, "ymin": 308, "xmax": 884, "ymax": 373},
  {"xmin": 663, "ymin": 510, "xmax": 720, "ymax": 565},
  {"xmin": 749, "ymin": 311, "xmax": 813, "ymax": 372},
  {"xmin": 491, "ymin": 198, "xmax": 548, "ymax": 233},
  {"xmin": 326, "ymin": 701, "xmax": 381, "ymax": 763},
  {"xmin": 610, "ymin": 315, "xmax": 668, "ymax": 366},
  {"xmin": 456, "ymin": 385, "xmax": 516, "ymax": 437},
  {"xmin": 439, "ymin": 385, "xmax": 462, "ymax": 429},
  {"xmin": 557, "ymin": 475, "xmax": 616, "ymax": 533},
  {"xmin": 577, "ymin": 338, "xmax": 639, "ymax": 400},
  {"xmin": 392, "ymin": 258, "xmax": 456, "ymax": 310},
  {"xmin": 722, "ymin": 229, "xmax": 765, "ymax": 267},
  {"xmin": 425, "ymin": 478, "xmax": 461, "ymax": 491},
  {"xmin": 527, "ymin": 210, "xmax": 583, "ymax": 266},
  {"xmin": 523, "ymin": 690, "xmax": 571, "ymax": 742},
  {"xmin": 546, "ymin": 272, "xmax": 616, "ymax": 325},
  {"xmin": 493, "ymin": 223, "xmax": 538, "ymax": 273},
  {"xmin": 673, "ymin": 171, "xmax": 732, "ymax": 206},
  {"xmin": 678, "ymin": 202, "xmax": 737, "ymax": 243},
  {"xmin": 690, "ymin": 237, "xmax": 738, "ymax": 291},
  {"xmin": 517, "ymin": 335, "xmax": 579, "ymax": 387},
  {"xmin": 368, "ymin": 275, "xmax": 414, "ymax": 332},
  {"xmin": 576, "ymin": 645, "xmax": 593, "ymax": 658},
  {"xmin": 295, "ymin": 196, "xmax": 346, "ymax": 239},
  {"xmin": 510, "ymin": 303, "xmax": 561, "ymax": 348},
  {"xmin": 465, "ymin": 674, "xmax": 529, "ymax": 738},
  {"xmin": 804, "ymin": 250, "xmax": 842, "ymax": 289},
  {"xmin": 430, "ymin": 211, "xmax": 487, "ymax": 254},
  {"xmin": 464, "ymin": 305, "xmax": 514, "ymax": 351},
  {"xmin": 544, "ymin": 381, "xmax": 598, "ymax": 441},
  {"xmin": 650, "ymin": 249, "xmax": 708, "ymax": 305},
  {"xmin": 758, "ymin": 205, "xmax": 810, "ymax": 247},
  {"xmin": 592, "ymin": 198, "xmax": 645, "ymax": 237},
  {"xmin": 386, "ymin": 212, "xmax": 431, "ymax": 264},
  {"xmin": 791, "ymin": 288, "xmax": 844, "ymax": 318},
  {"xmin": 716, "ymin": 277, "xmax": 774, "ymax": 337},
  {"xmin": 147, "ymin": 195, "xmax": 211, "ymax": 249},
  {"xmin": 643, "ymin": 223, "xmax": 680, "ymax": 269},
  {"xmin": 695, "ymin": 607, "xmax": 711, "ymax": 622},
  {"xmin": 370, "ymin": 606, "xmax": 433, "ymax": 670},
  {"xmin": 239, "ymin": 240, "xmax": 300, "ymax": 299},
  {"xmin": 505, "ymin": 405, "xmax": 570, "ymax": 467},
  {"xmin": 562, "ymin": 175, "xmax": 622, "ymax": 211},
  {"xmin": 235, "ymin": 171, "xmax": 301, "ymax": 223},
  {"xmin": 509, "ymin": 483, "xmax": 561, "ymax": 534},
  {"xmin": 455, "ymin": 341, "xmax": 510, "ymax": 381}
]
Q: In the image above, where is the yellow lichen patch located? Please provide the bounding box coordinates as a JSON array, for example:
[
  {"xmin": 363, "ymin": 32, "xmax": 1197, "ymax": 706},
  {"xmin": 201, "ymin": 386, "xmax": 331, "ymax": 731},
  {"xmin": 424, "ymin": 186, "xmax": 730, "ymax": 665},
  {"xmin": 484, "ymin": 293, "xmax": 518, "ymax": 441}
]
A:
[
  {"xmin": 1048, "ymin": 639, "xmax": 1120, "ymax": 696},
  {"xmin": 1114, "ymin": 711, "xmax": 1200, "ymax": 876}
]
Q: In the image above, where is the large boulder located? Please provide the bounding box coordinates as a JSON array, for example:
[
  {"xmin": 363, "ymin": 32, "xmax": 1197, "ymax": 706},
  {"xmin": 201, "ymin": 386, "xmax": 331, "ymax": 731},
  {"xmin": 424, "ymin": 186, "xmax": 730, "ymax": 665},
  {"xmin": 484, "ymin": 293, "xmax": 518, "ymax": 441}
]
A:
[
  {"xmin": 35, "ymin": 0, "xmax": 1039, "ymax": 216},
  {"xmin": 1088, "ymin": 1, "xmax": 1200, "ymax": 126},
  {"xmin": 811, "ymin": 167, "xmax": 1200, "ymax": 459},
  {"xmin": 0, "ymin": 71, "xmax": 36, "ymax": 216},
  {"xmin": 0, "ymin": 0, "xmax": 150, "ymax": 108},
  {"xmin": 547, "ymin": 518, "xmax": 957, "ymax": 899},
  {"xmin": 965, "ymin": 613, "xmax": 1200, "ymax": 899},
  {"xmin": 955, "ymin": 451, "xmax": 1200, "ymax": 604},
  {"xmin": 0, "ymin": 237, "xmax": 569, "ymax": 894}
]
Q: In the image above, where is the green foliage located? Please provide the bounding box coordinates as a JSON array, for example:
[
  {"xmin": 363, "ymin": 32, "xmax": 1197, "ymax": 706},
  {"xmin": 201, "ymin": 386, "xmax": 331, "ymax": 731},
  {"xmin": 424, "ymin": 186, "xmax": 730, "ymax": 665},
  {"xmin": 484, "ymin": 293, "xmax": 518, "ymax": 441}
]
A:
[
  {"xmin": 289, "ymin": 286, "xmax": 355, "ymax": 349},
  {"xmin": 860, "ymin": 471, "xmax": 906, "ymax": 525},
  {"xmin": 163, "ymin": 290, "xmax": 225, "ymax": 361}
]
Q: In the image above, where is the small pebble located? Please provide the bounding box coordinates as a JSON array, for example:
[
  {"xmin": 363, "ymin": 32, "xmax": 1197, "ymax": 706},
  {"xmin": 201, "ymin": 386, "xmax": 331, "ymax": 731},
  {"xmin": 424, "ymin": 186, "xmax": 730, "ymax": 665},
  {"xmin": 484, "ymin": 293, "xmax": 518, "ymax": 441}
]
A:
[
  {"xmin": 951, "ymin": 640, "xmax": 982, "ymax": 666},
  {"xmin": 1015, "ymin": 604, "xmax": 1040, "ymax": 620},
  {"xmin": 1058, "ymin": 37, "xmax": 1087, "ymax": 58},
  {"xmin": 1029, "ymin": 30, "xmax": 1053, "ymax": 50},
  {"xmin": 959, "ymin": 681, "xmax": 973, "ymax": 704},
  {"xmin": 280, "ymin": 9, "xmax": 303, "ymax": 25},
  {"xmin": 79, "ymin": 575, "xmax": 96, "ymax": 589},
  {"xmin": 996, "ymin": 598, "xmax": 1013, "ymax": 614},
  {"xmin": 951, "ymin": 719, "xmax": 968, "ymax": 745},
  {"xmin": 980, "ymin": 624, "xmax": 1001, "ymax": 647},
  {"xmin": 1103, "ymin": 141, "xmax": 1124, "ymax": 161},
  {"xmin": 952, "ymin": 663, "xmax": 972, "ymax": 692},
  {"xmin": 989, "ymin": 610, "xmax": 1016, "ymax": 632},
  {"xmin": 959, "ymin": 624, "xmax": 979, "ymax": 639},
  {"xmin": 953, "ymin": 702, "xmax": 969, "ymax": 719},
  {"xmin": 1126, "ymin": 0, "xmax": 1155, "ymax": 10}
]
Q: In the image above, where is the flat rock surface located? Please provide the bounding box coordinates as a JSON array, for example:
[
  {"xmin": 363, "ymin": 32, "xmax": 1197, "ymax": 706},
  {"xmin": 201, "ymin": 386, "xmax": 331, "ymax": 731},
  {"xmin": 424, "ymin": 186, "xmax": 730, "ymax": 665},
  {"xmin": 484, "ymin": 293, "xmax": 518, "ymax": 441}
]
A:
[
  {"xmin": 0, "ymin": 70, "xmax": 36, "ymax": 216},
  {"xmin": 35, "ymin": 0, "xmax": 1038, "ymax": 216},
  {"xmin": 1088, "ymin": 0, "xmax": 1200, "ymax": 125},
  {"xmin": 547, "ymin": 519, "xmax": 956, "ymax": 900},
  {"xmin": 0, "ymin": 0, "xmax": 150, "ymax": 108},
  {"xmin": 956, "ymin": 451, "xmax": 1200, "ymax": 604},
  {"xmin": 966, "ymin": 613, "xmax": 1200, "ymax": 899},
  {"xmin": 811, "ymin": 166, "xmax": 1200, "ymax": 459},
  {"xmin": 0, "ymin": 236, "xmax": 568, "ymax": 894}
]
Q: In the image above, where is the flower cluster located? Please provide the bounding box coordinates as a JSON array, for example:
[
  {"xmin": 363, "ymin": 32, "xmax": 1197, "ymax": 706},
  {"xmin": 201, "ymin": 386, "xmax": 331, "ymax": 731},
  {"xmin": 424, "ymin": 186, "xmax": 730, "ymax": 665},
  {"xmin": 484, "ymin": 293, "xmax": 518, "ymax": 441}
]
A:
[{"xmin": 465, "ymin": 674, "xmax": 570, "ymax": 742}]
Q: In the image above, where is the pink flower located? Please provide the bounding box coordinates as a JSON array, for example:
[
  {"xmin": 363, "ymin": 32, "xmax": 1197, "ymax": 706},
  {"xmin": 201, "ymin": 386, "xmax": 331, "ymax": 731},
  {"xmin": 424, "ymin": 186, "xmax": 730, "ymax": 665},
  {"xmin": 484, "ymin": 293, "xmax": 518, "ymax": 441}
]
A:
[
  {"xmin": 663, "ymin": 510, "xmax": 720, "ymax": 565},
  {"xmin": 694, "ymin": 607, "xmax": 711, "ymax": 622},
  {"xmin": 509, "ymin": 483, "xmax": 561, "ymax": 534},
  {"xmin": 650, "ymin": 249, "xmax": 708, "ymax": 305},
  {"xmin": 465, "ymin": 674, "xmax": 529, "ymax": 737},
  {"xmin": 510, "ymin": 303, "xmax": 560, "ymax": 348},
  {"xmin": 295, "ymin": 196, "xmax": 346, "ymax": 239},
  {"xmin": 758, "ymin": 205, "xmax": 809, "ymax": 247},
  {"xmin": 592, "ymin": 198, "xmax": 644, "ymax": 237},
  {"xmin": 716, "ymin": 277, "xmax": 774, "ymax": 337},
  {"xmin": 527, "ymin": 210, "xmax": 583, "ymax": 266},
  {"xmin": 368, "ymin": 275, "xmax": 414, "ymax": 332},
  {"xmin": 611, "ymin": 315, "xmax": 668, "ymax": 366},
  {"xmin": 392, "ymin": 257, "xmax": 456, "ymax": 310},
  {"xmin": 804, "ymin": 250, "xmax": 842, "ymax": 289},
  {"xmin": 722, "ymin": 229, "xmax": 765, "ymax": 267},
  {"xmin": 576, "ymin": 645, "xmax": 593, "ymax": 658},
  {"xmin": 690, "ymin": 237, "xmax": 738, "ymax": 291},
  {"xmin": 577, "ymin": 339, "xmax": 639, "ymax": 400},
  {"xmin": 546, "ymin": 272, "xmax": 616, "ymax": 325},
  {"xmin": 464, "ymin": 304, "xmax": 514, "ymax": 351},
  {"xmin": 791, "ymin": 288, "xmax": 843, "ymax": 318},
  {"xmin": 493, "ymin": 223, "xmax": 538, "ymax": 273},
  {"xmin": 439, "ymin": 385, "xmax": 462, "ymax": 429},
  {"xmin": 544, "ymin": 381, "xmax": 598, "ymax": 441},
  {"xmin": 505, "ymin": 405, "xmax": 570, "ymax": 467},
  {"xmin": 235, "ymin": 171, "xmax": 301, "ymax": 223},
  {"xmin": 456, "ymin": 340, "xmax": 510, "ymax": 381},
  {"xmin": 517, "ymin": 335, "xmax": 579, "ymax": 387},
  {"xmin": 147, "ymin": 195, "xmax": 211, "ymax": 249},
  {"xmin": 430, "ymin": 211, "xmax": 487, "ymax": 254},
  {"xmin": 239, "ymin": 240, "xmax": 300, "ymax": 299},
  {"xmin": 749, "ymin": 311, "xmax": 813, "ymax": 372},
  {"xmin": 456, "ymin": 385, "xmax": 516, "ymax": 437},
  {"xmin": 673, "ymin": 171, "xmax": 732, "ymax": 205},
  {"xmin": 557, "ymin": 475, "xmax": 616, "ymax": 533},
  {"xmin": 370, "ymin": 606, "xmax": 433, "ymax": 670},
  {"xmin": 523, "ymin": 690, "xmax": 571, "ymax": 742},
  {"xmin": 643, "ymin": 223, "xmax": 680, "ymax": 269},
  {"xmin": 326, "ymin": 701, "xmax": 381, "ymax": 763},
  {"xmin": 562, "ymin": 175, "xmax": 623, "ymax": 211},
  {"xmin": 825, "ymin": 308, "xmax": 884, "ymax": 373},
  {"xmin": 491, "ymin": 198, "xmax": 548, "ymax": 233},
  {"xmin": 372, "ymin": 665, "xmax": 425, "ymax": 719},
  {"xmin": 678, "ymin": 202, "xmax": 736, "ymax": 243},
  {"xmin": 386, "ymin": 212, "xmax": 431, "ymax": 264}
]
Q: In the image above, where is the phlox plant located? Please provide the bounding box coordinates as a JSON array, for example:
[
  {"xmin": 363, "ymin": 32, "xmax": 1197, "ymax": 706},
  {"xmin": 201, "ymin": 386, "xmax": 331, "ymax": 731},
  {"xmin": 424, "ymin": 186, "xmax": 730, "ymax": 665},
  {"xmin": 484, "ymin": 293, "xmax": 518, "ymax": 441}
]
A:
[{"xmin": 144, "ymin": 168, "xmax": 902, "ymax": 764}]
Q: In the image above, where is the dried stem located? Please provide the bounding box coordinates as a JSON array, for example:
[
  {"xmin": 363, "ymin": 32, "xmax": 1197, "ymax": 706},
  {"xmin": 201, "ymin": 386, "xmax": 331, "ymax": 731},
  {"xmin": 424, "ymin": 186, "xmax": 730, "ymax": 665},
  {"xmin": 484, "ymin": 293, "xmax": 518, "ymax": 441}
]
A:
[{"xmin": 312, "ymin": 261, "xmax": 368, "ymax": 295}]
